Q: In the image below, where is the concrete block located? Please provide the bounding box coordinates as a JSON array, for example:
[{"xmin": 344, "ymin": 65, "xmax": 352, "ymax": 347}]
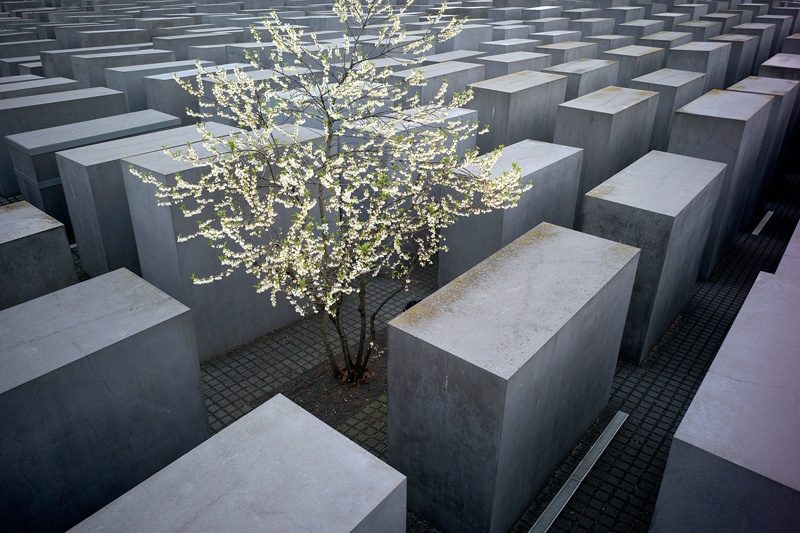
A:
[
  {"xmin": 676, "ymin": 20, "xmax": 723, "ymax": 40},
  {"xmin": 388, "ymin": 222, "xmax": 639, "ymax": 533},
  {"xmin": 55, "ymin": 122, "xmax": 235, "ymax": 277},
  {"xmin": 439, "ymin": 140, "xmax": 583, "ymax": 285},
  {"xmin": 0, "ymin": 268, "xmax": 210, "ymax": 533},
  {"xmin": 630, "ymin": 68, "xmax": 706, "ymax": 151},
  {"xmin": 583, "ymin": 34, "xmax": 636, "ymax": 54},
  {"xmin": 121, "ymin": 138, "xmax": 310, "ymax": 359},
  {"xmin": 71, "ymin": 395, "xmax": 406, "ymax": 533},
  {"xmin": 105, "ymin": 59, "xmax": 214, "ymax": 112},
  {"xmin": 667, "ymin": 89, "xmax": 772, "ymax": 278},
  {"xmin": 534, "ymin": 40, "xmax": 598, "ymax": 64},
  {"xmin": 602, "ymin": 44, "xmax": 666, "ymax": 85},
  {"xmin": 41, "ymin": 43, "xmax": 153, "ymax": 79},
  {"xmin": 618, "ymin": 19, "xmax": 667, "ymax": 39},
  {"xmin": 569, "ymin": 17, "xmax": 616, "ymax": 36},
  {"xmin": 732, "ymin": 22, "xmax": 776, "ymax": 73},
  {"xmin": 665, "ymin": 41, "xmax": 732, "ymax": 91},
  {"xmin": 604, "ymin": 6, "xmax": 646, "ymax": 25},
  {"xmin": 727, "ymin": 76, "xmax": 799, "ymax": 227},
  {"xmin": 527, "ymin": 30, "xmax": 582, "ymax": 45},
  {"xmin": 153, "ymin": 31, "xmax": 238, "ymax": 61},
  {"xmin": 77, "ymin": 28, "xmax": 149, "ymax": 47},
  {"xmin": 70, "ymin": 49, "xmax": 177, "ymax": 88},
  {"xmin": 776, "ymin": 220, "xmax": 800, "ymax": 277},
  {"xmin": 6, "ymin": 110, "xmax": 180, "ymax": 233},
  {"xmin": 651, "ymin": 272, "xmax": 800, "ymax": 533},
  {"xmin": 759, "ymin": 53, "xmax": 800, "ymax": 81},
  {"xmin": 638, "ymin": 30, "xmax": 694, "ymax": 51},
  {"xmin": 0, "ymin": 76, "xmax": 78, "ymax": 99},
  {"xmin": 580, "ymin": 150, "xmax": 725, "ymax": 363},
  {"xmin": 0, "ymin": 37, "xmax": 58, "ymax": 59},
  {"xmin": 768, "ymin": 6, "xmax": 800, "ymax": 34},
  {"xmin": 553, "ymin": 85, "xmax": 659, "ymax": 220},
  {"xmin": 475, "ymin": 51, "xmax": 552, "ymax": 78},
  {"xmin": 701, "ymin": 12, "xmax": 742, "ymax": 33},
  {"xmin": 55, "ymin": 23, "xmax": 122, "ymax": 49},
  {"xmin": 0, "ymin": 87, "xmax": 128, "ymax": 197},
  {"xmin": 528, "ymin": 17, "xmax": 570, "ymax": 32},
  {"xmin": 543, "ymin": 58, "xmax": 621, "ymax": 100},
  {"xmin": 709, "ymin": 33, "xmax": 759, "ymax": 86},
  {"xmin": 389, "ymin": 61, "xmax": 485, "ymax": 105},
  {"xmin": 755, "ymin": 15, "xmax": 793, "ymax": 56},
  {"xmin": 0, "ymin": 201, "xmax": 77, "ymax": 311},
  {"xmin": 672, "ymin": 3, "xmax": 710, "ymax": 19},
  {"xmin": 435, "ymin": 24, "xmax": 493, "ymax": 53},
  {"xmin": 652, "ymin": 12, "xmax": 691, "ymax": 32},
  {"xmin": 467, "ymin": 70, "xmax": 567, "ymax": 151},
  {"xmin": 479, "ymin": 37, "xmax": 540, "ymax": 54},
  {"xmin": 783, "ymin": 33, "xmax": 800, "ymax": 55},
  {"xmin": 563, "ymin": 8, "xmax": 602, "ymax": 20}
]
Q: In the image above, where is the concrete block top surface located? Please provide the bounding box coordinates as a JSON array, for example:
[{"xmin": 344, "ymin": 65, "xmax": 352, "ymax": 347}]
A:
[
  {"xmin": 0, "ymin": 268, "xmax": 191, "ymax": 396},
  {"xmin": 670, "ymin": 40, "xmax": 731, "ymax": 52},
  {"xmin": 0, "ymin": 200, "xmax": 62, "ymax": 245},
  {"xmin": 544, "ymin": 57, "xmax": 618, "ymax": 74},
  {"xmin": 586, "ymin": 150, "xmax": 727, "ymax": 216},
  {"xmin": 5, "ymin": 110, "xmax": 181, "ymax": 155},
  {"xmin": 0, "ymin": 86, "xmax": 121, "ymax": 111},
  {"xmin": 559, "ymin": 85, "xmax": 659, "ymax": 113},
  {"xmin": 55, "ymin": 122, "xmax": 236, "ymax": 167},
  {"xmin": 390, "ymin": 223, "xmax": 639, "ymax": 379},
  {"xmin": 604, "ymin": 44, "xmax": 663, "ymax": 57},
  {"xmin": 631, "ymin": 67, "xmax": 706, "ymax": 87},
  {"xmin": 491, "ymin": 139, "xmax": 583, "ymax": 174},
  {"xmin": 470, "ymin": 69, "xmax": 566, "ymax": 93},
  {"xmin": 675, "ymin": 272, "xmax": 800, "ymax": 491},
  {"xmin": 728, "ymin": 75, "xmax": 800, "ymax": 96},
  {"xmin": 760, "ymin": 53, "xmax": 800, "ymax": 69},
  {"xmin": 710, "ymin": 33, "xmax": 757, "ymax": 43},
  {"xmin": 676, "ymin": 89, "xmax": 773, "ymax": 121},
  {"xmin": 70, "ymin": 394, "xmax": 406, "ymax": 532}
]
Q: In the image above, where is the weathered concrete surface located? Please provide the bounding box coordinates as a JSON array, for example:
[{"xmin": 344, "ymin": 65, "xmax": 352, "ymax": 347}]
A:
[
  {"xmin": 543, "ymin": 58, "xmax": 621, "ymax": 100},
  {"xmin": 581, "ymin": 151, "xmax": 725, "ymax": 363},
  {"xmin": 389, "ymin": 223, "xmax": 639, "ymax": 533},
  {"xmin": 70, "ymin": 395, "xmax": 406, "ymax": 533},
  {"xmin": 664, "ymin": 41, "xmax": 731, "ymax": 92},
  {"xmin": 668, "ymin": 89, "xmax": 772, "ymax": 278},
  {"xmin": 553, "ymin": 85, "xmax": 659, "ymax": 223},
  {"xmin": 651, "ymin": 272, "xmax": 800, "ymax": 533},
  {"xmin": 0, "ymin": 269, "xmax": 209, "ymax": 533},
  {"xmin": 0, "ymin": 201, "xmax": 77, "ymax": 311},
  {"xmin": 439, "ymin": 140, "xmax": 583, "ymax": 286}
]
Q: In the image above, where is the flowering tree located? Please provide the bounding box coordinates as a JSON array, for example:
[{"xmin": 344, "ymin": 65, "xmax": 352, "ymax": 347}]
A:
[{"xmin": 136, "ymin": 0, "xmax": 527, "ymax": 383}]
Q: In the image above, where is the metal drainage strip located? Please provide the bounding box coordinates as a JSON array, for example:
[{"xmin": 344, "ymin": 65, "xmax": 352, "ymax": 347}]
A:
[{"xmin": 529, "ymin": 411, "xmax": 629, "ymax": 533}]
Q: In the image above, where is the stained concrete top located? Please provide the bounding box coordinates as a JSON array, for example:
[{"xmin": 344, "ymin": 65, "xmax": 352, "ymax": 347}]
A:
[
  {"xmin": 5, "ymin": 110, "xmax": 180, "ymax": 155},
  {"xmin": 675, "ymin": 272, "xmax": 800, "ymax": 492},
  {"xmin": 728, "ymin": 75, "xmax": 799, "ymax": 96},
  {"xmin": 0, "ymin": 269, "xmax": 190, "ymax": 395},
  {"xmin": 0, "ymin": 87, "xmax": 121, "ymax": 111},
  {"xmin": 0, "ymin": 200, "xmax": 62, "ymax": 245},
  {"xmin": 631, "ymin": 68, "xmax": 706, "ymax": 87},
  {"xmin": 536, "ymin": 40, "xmax": 596, "ymax": 50},
  {"xmin": 733, "ymin": 22, "xmax": 777, "ymax": 30},
  {"xmin": 477, "ymin": 51, "xmax": 550, "ymax": 63},
  {"xmin": 390, "ymin": 223, "xmax": 639, "ymax": 379},
  {"xmin": 640, "ymin": 31, "xmax": 693, "ymax": 41},
  {"xmin": 470, "ymin": 69, "xmax": 566, "ymax": 92},
  {"xmin": 559, "ymin": 85, "xmax": 659, "ymax": 113},
  {"xmin": 586, "ymin": 150, "xmax": 726, "ymax": 216},
  {"xmin": 710, "ymin": 33, "xmax": 758, "ymax": 43},
  {"xmin": 394, "ymin": 60, "xmax": 482, "ymax": 78},
  {"xmin": 482, "ymin": 139, "xmax": 582, "ymax": 177},
  {"xmin": 676, "ymin": 89, "xmax": 773, "ymax": 121},
  {"xmin": 56, "ymin": 121, "xmax": 235, "ymax": 167},
  {"xmin": 69, "ymin": 394, "xmax": 406, "ymax": 532},
  {"xmin": 544, "ymin": 58, "xmax": 618, "ymax": 75}
]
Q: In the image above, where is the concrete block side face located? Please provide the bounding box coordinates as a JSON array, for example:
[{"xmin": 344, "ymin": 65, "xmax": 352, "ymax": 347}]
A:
[
  {"xmin": 0, "ymin": 220, "xmax": 77, "ymax": 311},
  {"xmin": 57, "ymin": 154, "xmax": 108, "ymax": 275},
  {"xmin": 439, "ymin": 209, "xmax": 504, "ymax": 287},
  {"xmin": 0, "ymin": 312, "xmax": 209, "ymax": 533},
  {"xmin": 581, "ymin": 199, "xmax": 672, "ymax": 363},
  {"xmin": 643, "ymin": 166, "xmax": 724, "ymax": 353},
  {"xmin": 387, "ymin": 326, "xmax": 505, "ymax": 533},
  {"xmin": 353, "ymin": 480, "xmax": 407, "ymax": 533},
  {"xmin": 491, "ymin": 254, "xmax": 636, "ymax": 531},
  {"xmin": 553, "ymin": 104, "xmax": 613, "ymax": 199},
  {"xmin": 651, "ymin": 439, "xmax": 800, "ymax": 533},
  {"xmin": 500, "ymin": 145, "xmax": 582, "ymax": 241},
  {"xmin": 122, "ymin": 160, "xmax": 185, "ymax": 303}
]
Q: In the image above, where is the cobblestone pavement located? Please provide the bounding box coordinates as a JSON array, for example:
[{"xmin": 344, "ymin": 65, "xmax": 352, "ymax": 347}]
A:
[{"xmin": 3, "ymin": 144, "xmax": 797, "ymax": 532}]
